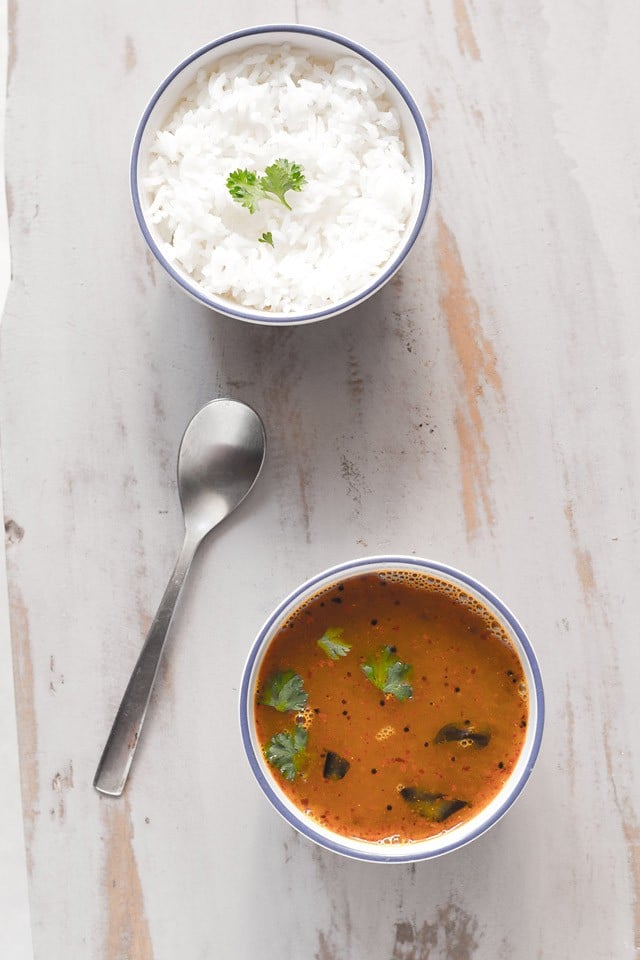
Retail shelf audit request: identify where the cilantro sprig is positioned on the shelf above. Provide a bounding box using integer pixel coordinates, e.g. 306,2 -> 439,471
259,670 -> 308,713
317,627 -> 352,661
361,646 -> 413,701
265,726 -> 308,781
225,169 -> 263,214
227,159 -> 306,213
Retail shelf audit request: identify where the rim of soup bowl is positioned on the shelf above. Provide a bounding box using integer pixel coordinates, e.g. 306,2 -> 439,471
130,24 -> 433,325
239,555 -> 545,863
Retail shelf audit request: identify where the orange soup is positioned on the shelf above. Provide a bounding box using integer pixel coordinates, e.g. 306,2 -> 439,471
254,570 -> 528,843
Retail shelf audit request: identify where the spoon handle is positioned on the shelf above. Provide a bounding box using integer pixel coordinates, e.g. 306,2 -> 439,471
94,534 -> 197,796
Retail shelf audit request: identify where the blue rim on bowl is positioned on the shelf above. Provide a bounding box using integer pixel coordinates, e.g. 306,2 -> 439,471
240,555 -> 544,863
130,24 -> 433,325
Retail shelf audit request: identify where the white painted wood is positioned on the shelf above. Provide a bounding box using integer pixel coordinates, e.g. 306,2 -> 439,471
0,0 -> 34,955
2,1 -> 639,958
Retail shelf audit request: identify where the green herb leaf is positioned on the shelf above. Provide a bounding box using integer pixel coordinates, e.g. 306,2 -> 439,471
227,159 -> 306,214
226,168 -> 266,214
259,670 -> 308,712
258,231 -> 274,247
317,627 -> 351,661
259,159 -> 306,210
265,726 -> 308,781
383,659 -> 413,700
361,646 -> 413,701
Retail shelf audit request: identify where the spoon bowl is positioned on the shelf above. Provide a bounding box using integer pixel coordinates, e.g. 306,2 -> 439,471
94,398 -> 266,796
178,399 -> 266,538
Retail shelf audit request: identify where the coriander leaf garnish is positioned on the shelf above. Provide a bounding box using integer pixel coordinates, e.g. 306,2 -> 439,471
383,660 -> 413,701
227,159 -> 306,214
265,726 -> 308,781
361,646 -> 413,701
226,168 -> 266,214
317,627 -> 351,661
258,231 -> 274,247
259,159 -> 306,210
259,670 -> 308,713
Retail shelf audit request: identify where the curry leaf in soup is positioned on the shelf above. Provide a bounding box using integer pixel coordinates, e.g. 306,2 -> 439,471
434,723 -> 491,748
265,727 -> 308,781
361,646 -> 413,701
323,751 -> 351,780
260,670 -> 308,712
400,787 -> 468,822
317,627 -> 352,661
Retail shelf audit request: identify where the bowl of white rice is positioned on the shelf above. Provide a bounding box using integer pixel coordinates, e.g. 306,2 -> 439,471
132,25 -> 432,324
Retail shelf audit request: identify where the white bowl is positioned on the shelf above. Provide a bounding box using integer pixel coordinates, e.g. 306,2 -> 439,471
131,25 -> 433,325
240,556 -> 544,863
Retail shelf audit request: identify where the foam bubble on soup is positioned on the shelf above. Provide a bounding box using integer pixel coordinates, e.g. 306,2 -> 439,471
254,571 -> 529,845
143,46 -> 415,313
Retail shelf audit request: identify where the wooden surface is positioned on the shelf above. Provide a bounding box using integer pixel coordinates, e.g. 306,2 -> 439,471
0,3 -> 33,956
2,2 -> 639,958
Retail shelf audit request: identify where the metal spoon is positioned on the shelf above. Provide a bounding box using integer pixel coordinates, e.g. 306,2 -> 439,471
94,398 -> 266,796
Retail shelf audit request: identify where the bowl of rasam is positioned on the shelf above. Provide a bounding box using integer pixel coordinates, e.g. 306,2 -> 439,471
240,556 -> 544,863
131,25 -> 432,324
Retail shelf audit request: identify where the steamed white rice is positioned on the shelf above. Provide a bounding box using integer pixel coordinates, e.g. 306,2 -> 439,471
144,46 -> 416,313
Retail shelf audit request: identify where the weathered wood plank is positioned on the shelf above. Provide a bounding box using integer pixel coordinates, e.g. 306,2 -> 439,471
2,1 -> 639,958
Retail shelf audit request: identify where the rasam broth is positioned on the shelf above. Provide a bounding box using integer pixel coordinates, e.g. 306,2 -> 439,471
254,571 -> 528,844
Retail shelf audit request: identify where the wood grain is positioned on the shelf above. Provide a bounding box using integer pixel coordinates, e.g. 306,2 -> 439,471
102,798 -> 153,960
1,1 -> 639,958
435,213 -> 503,538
